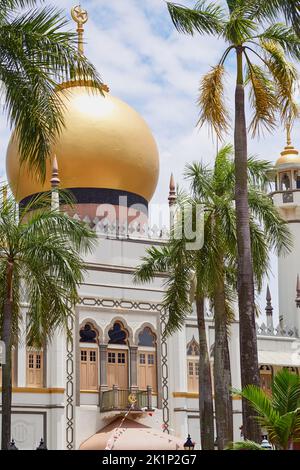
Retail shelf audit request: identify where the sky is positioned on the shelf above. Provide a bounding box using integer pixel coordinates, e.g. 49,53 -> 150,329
2,0 -> 298,320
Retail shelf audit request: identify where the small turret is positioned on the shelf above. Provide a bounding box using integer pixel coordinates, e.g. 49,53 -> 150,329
265,285 -> 274,331
168,173 -> 176,230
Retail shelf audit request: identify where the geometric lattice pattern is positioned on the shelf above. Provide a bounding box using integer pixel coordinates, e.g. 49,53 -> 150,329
66,313 -> 75,450
160,308 -> 169,434
78,296 -> 163,312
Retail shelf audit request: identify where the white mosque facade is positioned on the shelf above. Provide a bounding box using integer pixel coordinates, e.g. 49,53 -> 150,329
1,7 -> 300,450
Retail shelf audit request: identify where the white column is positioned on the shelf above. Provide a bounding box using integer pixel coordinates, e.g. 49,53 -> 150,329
47,331 -> 66,388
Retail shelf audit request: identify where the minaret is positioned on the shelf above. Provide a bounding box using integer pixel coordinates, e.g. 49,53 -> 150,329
265,285 -> 274,331
272,126 -> 300,329
51,156 -> 60,211
168,173 -> 176,230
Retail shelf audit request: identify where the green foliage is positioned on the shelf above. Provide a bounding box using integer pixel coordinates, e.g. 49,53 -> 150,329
167,1 -> 300,135
167,1 -> 225,36
227,440 -> 265,450
0,2 -> 102,180
134,147 -> 291,335
0,191 -> 97,347
235,369 -> 300,450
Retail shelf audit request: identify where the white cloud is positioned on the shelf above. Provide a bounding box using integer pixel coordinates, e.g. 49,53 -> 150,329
1,0 -> 299,316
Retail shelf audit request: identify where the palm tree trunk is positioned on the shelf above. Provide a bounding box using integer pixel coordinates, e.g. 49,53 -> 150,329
213,278 -> 233,449
234,46 -> 260,442
196,297 -> 214,450
1,261 -> 14,450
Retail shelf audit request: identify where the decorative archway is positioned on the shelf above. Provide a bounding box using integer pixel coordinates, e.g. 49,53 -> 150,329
79,318 -> 101,344
104,317 -> 134,345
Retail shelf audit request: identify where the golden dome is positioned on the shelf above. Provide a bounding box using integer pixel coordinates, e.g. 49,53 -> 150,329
6,84 -> 159,203
275,127 -> 300,168
276,145 -> 300,167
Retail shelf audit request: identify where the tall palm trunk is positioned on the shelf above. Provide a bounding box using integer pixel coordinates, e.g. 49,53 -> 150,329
1,261 -> 13,450
196,297 -> 214,450
213,276 -> 233,449
234,46 -> 260,442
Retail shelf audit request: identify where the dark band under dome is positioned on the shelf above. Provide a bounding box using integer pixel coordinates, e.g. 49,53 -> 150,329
20,188 -> 149,214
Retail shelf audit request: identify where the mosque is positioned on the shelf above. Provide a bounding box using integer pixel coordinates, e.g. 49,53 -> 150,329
1,5 -> 300,450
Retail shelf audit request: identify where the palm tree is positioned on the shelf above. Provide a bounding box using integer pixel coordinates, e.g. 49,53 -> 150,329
135,146 -> 291,449
0,0 -> 102,180
167,0 -> 299,441
235,369 -> 300,450
0,192 -> 97,449
135,239 -> 216,449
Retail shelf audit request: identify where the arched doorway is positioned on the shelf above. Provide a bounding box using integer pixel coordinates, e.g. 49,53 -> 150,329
79,322 -> 99,391
107,321 -> 129,389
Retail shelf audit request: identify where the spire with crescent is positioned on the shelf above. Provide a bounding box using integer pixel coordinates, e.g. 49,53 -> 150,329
71,4 -> 88,55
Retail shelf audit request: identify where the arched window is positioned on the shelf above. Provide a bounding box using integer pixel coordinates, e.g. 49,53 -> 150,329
187,338 -> 199,393
80,323 -> 98,343
260,365 -> 273,395
107,322 -> 129,389
108,322 -> 128,345
137,327 -> 157,392
282,173 -> 291,190
187,337 -> 200,356
138,327 -> 156,347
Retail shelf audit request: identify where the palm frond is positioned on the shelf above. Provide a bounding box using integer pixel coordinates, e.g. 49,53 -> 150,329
259,23 -> 300,60
0,6 -> 102,180
261,39 -> 299,123
245,61 -> 277,136
167,1 -> 225,36
184,161 -> 213,199
227,440 -> 264,450
247,0 -> 300,35
198,65 -> 230,139
246,156 -> 273,190
224,14 -> 257,44
134,246 -> 172,284
247,188 -> 292,255
271,369 -> 300,415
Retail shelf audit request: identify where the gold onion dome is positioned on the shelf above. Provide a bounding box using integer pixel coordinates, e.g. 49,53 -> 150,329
275,125 -> 300,168
6,6 -> 159,205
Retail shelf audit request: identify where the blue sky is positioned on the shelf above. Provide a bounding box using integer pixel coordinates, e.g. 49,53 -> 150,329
2,0 -> 298,319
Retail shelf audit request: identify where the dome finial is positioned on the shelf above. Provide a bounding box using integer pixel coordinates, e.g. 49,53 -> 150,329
286,121 -> 292,147
50,155 -> 60,189
71,5 -> 88,55
168,173 -> 176,206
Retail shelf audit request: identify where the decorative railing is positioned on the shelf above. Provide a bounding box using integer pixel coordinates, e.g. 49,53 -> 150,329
67,213 -> 170,241
256,322 -> 298,338
100,385 -> 154,412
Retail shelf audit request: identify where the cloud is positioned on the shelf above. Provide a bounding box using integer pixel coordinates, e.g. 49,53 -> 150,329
1,0 -> 299,316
